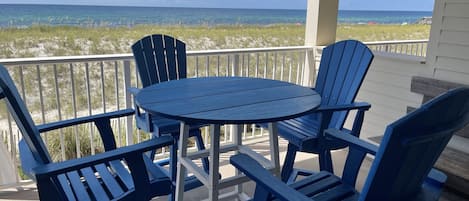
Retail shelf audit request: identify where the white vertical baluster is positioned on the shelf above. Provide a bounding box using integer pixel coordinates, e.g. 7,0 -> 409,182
114,61 -> 122,147
100,61 -> 106,113
123,60 -> 134,146
84,63 -> 95,154
53,64 -> 66,160
70,63 -> 80,158
206,55 -> 210,77
255,53 -> 260,78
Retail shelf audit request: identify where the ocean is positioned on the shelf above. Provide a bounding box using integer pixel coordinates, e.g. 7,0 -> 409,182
0,4 -> 432,28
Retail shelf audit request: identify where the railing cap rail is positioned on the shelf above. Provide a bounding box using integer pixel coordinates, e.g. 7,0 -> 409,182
0,53 -> 134,66
0,46 -> 314,66
0,39 -> 429,66
364,39 -> 428,45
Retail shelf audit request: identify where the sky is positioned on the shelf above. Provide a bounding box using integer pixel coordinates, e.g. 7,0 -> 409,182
0,0 -> 435,11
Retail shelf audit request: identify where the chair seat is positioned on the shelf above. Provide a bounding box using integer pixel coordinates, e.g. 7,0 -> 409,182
269,171 -> 358,201
57,159 -> 172,200
260,114 -> 350,152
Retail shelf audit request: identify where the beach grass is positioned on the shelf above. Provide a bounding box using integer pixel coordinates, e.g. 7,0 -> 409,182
0,24 -> 430,58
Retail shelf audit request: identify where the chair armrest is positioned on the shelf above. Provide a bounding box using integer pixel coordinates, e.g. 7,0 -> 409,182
315,102 -> 371,113
127,87 -> 140,96
314,102 -> 371,141
325,128 -> 378,155
19,140 -> 41,180
128,87 -> 154,132
37,109 -> 134,151
37,109 -> 134,133
230,154 -> 311,201
32,136 -> 173,177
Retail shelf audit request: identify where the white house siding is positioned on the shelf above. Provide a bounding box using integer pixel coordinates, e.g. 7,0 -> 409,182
344,53 -> 433,140
427,0 -> 469,85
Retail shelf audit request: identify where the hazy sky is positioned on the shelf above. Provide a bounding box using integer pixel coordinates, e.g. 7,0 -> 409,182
0,0 -> 435,11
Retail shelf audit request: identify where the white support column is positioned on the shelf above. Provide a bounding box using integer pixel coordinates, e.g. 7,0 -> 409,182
303,0 -> 339,87
425,0 -> 442,70
305,0 -> 339,46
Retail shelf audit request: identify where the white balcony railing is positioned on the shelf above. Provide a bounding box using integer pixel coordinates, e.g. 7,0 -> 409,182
0,46 -> 312,172
0,39 -> 427,185
365,39 -> 428,57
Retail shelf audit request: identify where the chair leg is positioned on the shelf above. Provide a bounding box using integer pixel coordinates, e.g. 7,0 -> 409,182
318,150 -> 333,173
193,129 -> 209,173
168,132 -> 206,201
252,185 -> 273,201
281,144 -> 299,182
149,128 -> 207,200
168,137 -> 178,201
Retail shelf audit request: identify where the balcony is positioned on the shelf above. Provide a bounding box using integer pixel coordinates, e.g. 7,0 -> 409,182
0,40 -> 467,200
0,39 -> 428,161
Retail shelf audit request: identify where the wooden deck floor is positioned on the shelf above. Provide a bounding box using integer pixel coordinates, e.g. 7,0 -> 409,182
0,138 -> 467,201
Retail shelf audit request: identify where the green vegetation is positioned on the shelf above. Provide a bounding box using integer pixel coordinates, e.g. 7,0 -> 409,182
0,24 -> 431,58
337,24 -> 430,42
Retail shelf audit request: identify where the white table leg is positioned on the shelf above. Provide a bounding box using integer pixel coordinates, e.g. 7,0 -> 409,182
232,125 -> 243,196
209,124 -> 221,201
175,122 -> 190,201
268,122 -> 281,177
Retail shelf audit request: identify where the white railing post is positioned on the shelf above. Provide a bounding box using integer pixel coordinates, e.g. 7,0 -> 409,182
302,48 -> 316,87
232,54 -> 240,77
123,60 -> 134,145
363,39 -> 428,57
229,54 -> 241,142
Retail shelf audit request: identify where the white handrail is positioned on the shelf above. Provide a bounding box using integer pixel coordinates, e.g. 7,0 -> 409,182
0,46 -> 313,66
0,40 -> 428,67
364,39 -> 428,45
0,45 -> 311,162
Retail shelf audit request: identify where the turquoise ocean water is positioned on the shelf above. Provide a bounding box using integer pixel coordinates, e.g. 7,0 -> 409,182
0,4 -> 432,27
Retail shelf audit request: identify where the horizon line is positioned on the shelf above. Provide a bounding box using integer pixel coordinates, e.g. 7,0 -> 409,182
0,3 -> 433,12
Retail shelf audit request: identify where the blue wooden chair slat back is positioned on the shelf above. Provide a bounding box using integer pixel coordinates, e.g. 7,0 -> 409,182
133,35 -> 158,86
315,40 -> 373,129
163,35 -> 180,80
361,87 -> 469,200
0,66 -> 51,165
175,39 -> 187,78
132,34 -> 187,87
150,34 -> 168,82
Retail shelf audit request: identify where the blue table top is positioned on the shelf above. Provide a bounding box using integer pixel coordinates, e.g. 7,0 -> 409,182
135,77 -> 321,124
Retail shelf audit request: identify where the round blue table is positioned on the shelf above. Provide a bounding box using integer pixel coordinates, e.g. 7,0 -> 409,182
135,76 -> 321,200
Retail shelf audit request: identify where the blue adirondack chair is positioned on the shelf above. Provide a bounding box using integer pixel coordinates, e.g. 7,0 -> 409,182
130,34 -> 208,192
0,65 -> 174,200
260,40 -> 374,182
231,87 -> 469,201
